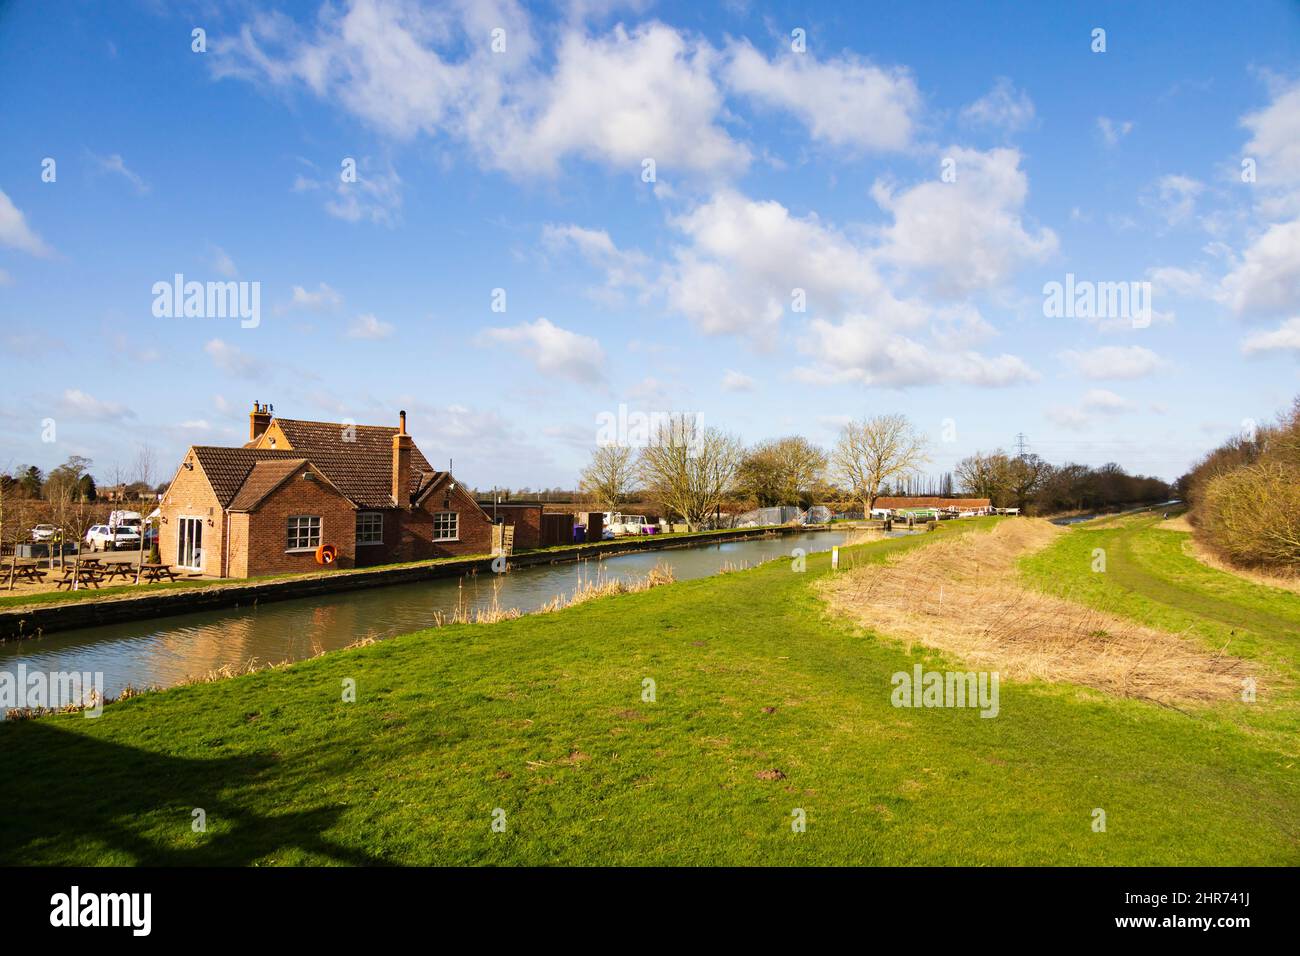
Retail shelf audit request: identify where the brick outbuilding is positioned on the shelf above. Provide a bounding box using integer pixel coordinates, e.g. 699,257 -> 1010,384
158,403 -> 493,578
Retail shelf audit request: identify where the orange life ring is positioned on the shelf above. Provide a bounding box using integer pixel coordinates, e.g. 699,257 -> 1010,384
315,543 -> 338,565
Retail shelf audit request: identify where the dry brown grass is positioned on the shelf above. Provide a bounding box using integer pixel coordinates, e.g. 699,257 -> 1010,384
820,519 -> 1255,705
533,561 -> 679,615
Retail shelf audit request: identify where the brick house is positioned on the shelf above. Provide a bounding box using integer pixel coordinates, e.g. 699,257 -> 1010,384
158,403 -> 493,578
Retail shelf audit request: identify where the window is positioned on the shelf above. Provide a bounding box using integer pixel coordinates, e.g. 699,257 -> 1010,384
356,511 -> 384,545
432,511 -> 458,542
287,515 -> 321,551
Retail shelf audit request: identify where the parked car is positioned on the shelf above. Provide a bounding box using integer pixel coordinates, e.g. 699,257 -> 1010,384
85,524 -> 142,552
30,524 -> 58,542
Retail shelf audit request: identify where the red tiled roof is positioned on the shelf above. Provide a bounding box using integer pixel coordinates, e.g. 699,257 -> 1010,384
874,497 -> 991,510
194,416 -> 446,510
226,459 -> 308,512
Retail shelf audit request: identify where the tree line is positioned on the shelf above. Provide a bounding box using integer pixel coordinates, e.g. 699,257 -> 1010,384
954,450 -> 1170,513
1177,395 -> 1300,569
578,413 -> 1172,529
1,448 -> 163,503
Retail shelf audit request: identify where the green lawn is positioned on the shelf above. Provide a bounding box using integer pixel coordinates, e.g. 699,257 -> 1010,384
2,517 -> 1296,865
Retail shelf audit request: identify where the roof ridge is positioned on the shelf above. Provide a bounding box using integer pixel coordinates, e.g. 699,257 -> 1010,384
275,417 -> 399,431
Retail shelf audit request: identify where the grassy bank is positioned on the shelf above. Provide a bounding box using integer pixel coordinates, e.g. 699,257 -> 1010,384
2,517 -> 1295,865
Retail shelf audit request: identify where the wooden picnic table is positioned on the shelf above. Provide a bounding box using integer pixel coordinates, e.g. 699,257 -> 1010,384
140,564 -> 181,583
3,562 -> 48,583
99,563 -> 139,582
54,566 -> 104,590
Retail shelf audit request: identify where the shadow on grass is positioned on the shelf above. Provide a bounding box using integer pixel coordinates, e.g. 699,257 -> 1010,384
0,720 -> 386,866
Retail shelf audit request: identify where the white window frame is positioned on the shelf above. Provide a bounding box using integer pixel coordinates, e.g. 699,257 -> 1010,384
432,511 -> 459,542
356,511 -> 384,546
286,515 -> 322,552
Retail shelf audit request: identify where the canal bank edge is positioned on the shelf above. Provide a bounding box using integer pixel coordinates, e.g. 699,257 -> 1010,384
0,525 -> 835,642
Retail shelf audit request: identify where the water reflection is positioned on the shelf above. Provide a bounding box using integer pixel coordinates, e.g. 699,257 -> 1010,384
0,531 -> 848,707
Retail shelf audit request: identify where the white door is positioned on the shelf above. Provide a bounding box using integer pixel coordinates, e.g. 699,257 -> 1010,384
177,517 -> 204,570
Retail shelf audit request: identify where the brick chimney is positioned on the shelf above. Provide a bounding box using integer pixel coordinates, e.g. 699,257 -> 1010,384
249,401 -> 272,442
392,409 -> 413,507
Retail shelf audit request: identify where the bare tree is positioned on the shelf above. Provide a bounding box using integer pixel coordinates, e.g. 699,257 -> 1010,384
738,436 -> 828,507
955,450 -> 1011,502
1005,453 -> 1048,510
133,444 -> 157,493
47,480 -> 74,570
831,414 -> 929,514
4,496 -> 29,590
579,445 -> 636,512
639,415 -> 743,531
65,497 -> 99,589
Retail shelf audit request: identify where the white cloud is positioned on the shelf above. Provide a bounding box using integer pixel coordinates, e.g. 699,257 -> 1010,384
212,246 -> 238,278
60,389 -> 134,422
1147,265 -> 1211,299
1149,174 -> 1204,226
514,22 -> 747,176
542,223 -> 650,302
798,314 -> 1038,388
90,152 -> 149,194
626,375 -> 676,405
204,338 -> 264,378
289,282 -> 343,310
1096,116 -> 1134,147
1082,388 -> 1130,411
1242,317 -> 1300,355
294,158 -> 403,226
347,313 -> 394,339
665,189 -> 887,339
1045,389 -> 1130,430
662,183 -> 1042,387
1218,218 -> 1300,318
1060,345 -> 1167,380
961,77 -> 1035,131
725,40 -> 919,151
479,318 -> 606,384
872,146 -> 1058,297
721,369 -> 754,391
1241,77 -> 1300,217
0,189 -> 53,257
215,6 -> 744,179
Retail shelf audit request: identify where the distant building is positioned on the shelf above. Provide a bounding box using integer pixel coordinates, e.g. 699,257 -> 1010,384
874,497 -> 993,515
158,402 -> 492,578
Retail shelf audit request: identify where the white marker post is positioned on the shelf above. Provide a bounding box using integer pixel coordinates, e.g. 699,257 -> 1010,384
831,546 -> 840,570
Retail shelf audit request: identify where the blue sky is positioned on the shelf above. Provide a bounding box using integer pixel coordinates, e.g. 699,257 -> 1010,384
2,0 -> 1298,490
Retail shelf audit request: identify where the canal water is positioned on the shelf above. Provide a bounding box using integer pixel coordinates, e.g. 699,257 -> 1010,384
1050,501 -> 1181,526
0,530 -> 851,708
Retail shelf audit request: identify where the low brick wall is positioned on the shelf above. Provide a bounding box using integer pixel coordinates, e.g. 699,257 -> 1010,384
0,525 -> 829,641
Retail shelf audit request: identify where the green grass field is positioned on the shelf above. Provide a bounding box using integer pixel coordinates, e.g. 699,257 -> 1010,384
2,516 -> 1296,865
